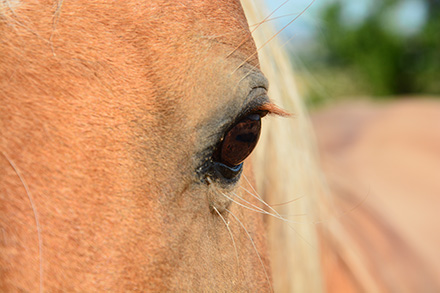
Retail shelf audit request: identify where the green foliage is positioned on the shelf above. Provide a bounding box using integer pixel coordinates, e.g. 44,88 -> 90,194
304,0 -> 440,101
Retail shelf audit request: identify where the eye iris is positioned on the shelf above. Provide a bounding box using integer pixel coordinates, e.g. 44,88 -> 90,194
220,114 -> 262,167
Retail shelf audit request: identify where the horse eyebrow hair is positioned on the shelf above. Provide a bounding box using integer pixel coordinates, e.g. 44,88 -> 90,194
255,102 -> 292,117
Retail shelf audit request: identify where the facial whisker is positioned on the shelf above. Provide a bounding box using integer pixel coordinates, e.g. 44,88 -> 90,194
220,190 -> 274,217
238,177 -> 316,249
241,174 -> 291,221
213,206 -> 240,275
226,208 -> 273,292
231,0 -> 316,74
249,13 -> 300,27
49,0 -> 64,57
226,0 -> 291,59
210,178 -> 302,224
241,174 -> 262,199
230,190 -> 283,219
229,190 -> 303,224
237,186 -> 283,218
1,151 -> 43,293
268,196 -> 305,207
3,1 -> 51,46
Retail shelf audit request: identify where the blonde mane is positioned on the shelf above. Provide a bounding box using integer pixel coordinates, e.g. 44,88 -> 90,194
242,1 -> 327,292
243,2 -> 440,292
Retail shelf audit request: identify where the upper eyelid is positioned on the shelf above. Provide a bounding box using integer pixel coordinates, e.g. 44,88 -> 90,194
217,97 -> 286,147
239,93 -> 290,120
206,98 -> 268,154
254,102 -> 291,117
238,89 -> 270,116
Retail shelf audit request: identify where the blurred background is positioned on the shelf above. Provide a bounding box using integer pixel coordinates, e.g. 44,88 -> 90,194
259,0 -> 440,291
264,0 -> 440,107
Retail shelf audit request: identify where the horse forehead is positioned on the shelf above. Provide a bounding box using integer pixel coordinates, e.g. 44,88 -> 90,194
132,0 -> 257,58
139,0 -> 249,29
5,1 -> 257,68
2,0 -> 259,123
125,1 -> 259,119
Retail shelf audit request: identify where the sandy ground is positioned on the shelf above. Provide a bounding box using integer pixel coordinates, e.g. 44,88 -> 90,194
312,98 -> 440,292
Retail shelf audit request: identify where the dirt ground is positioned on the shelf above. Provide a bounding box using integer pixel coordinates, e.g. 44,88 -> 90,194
312,98 -> 440,292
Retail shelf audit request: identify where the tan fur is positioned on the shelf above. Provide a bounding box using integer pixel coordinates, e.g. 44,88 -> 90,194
0,1 -> 273,291
8,2 -> 439,292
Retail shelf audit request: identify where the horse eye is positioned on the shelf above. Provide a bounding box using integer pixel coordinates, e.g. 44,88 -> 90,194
218,113 -> 262,167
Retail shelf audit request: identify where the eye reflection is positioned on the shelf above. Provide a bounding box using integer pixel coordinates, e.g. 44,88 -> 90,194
218,113 -> 262,167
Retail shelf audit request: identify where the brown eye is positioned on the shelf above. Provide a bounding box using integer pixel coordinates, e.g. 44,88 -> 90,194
219,113 -> 262,167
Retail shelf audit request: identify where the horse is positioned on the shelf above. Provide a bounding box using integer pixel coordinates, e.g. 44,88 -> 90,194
0,0 -> 299,291
8,1 -> 439,292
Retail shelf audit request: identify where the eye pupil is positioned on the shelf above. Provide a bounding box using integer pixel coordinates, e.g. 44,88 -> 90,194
219,114 -> 262,167
236,133 -> 257,143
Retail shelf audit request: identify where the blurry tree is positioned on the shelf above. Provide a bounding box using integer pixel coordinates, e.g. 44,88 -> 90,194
312,0 -> 440,98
